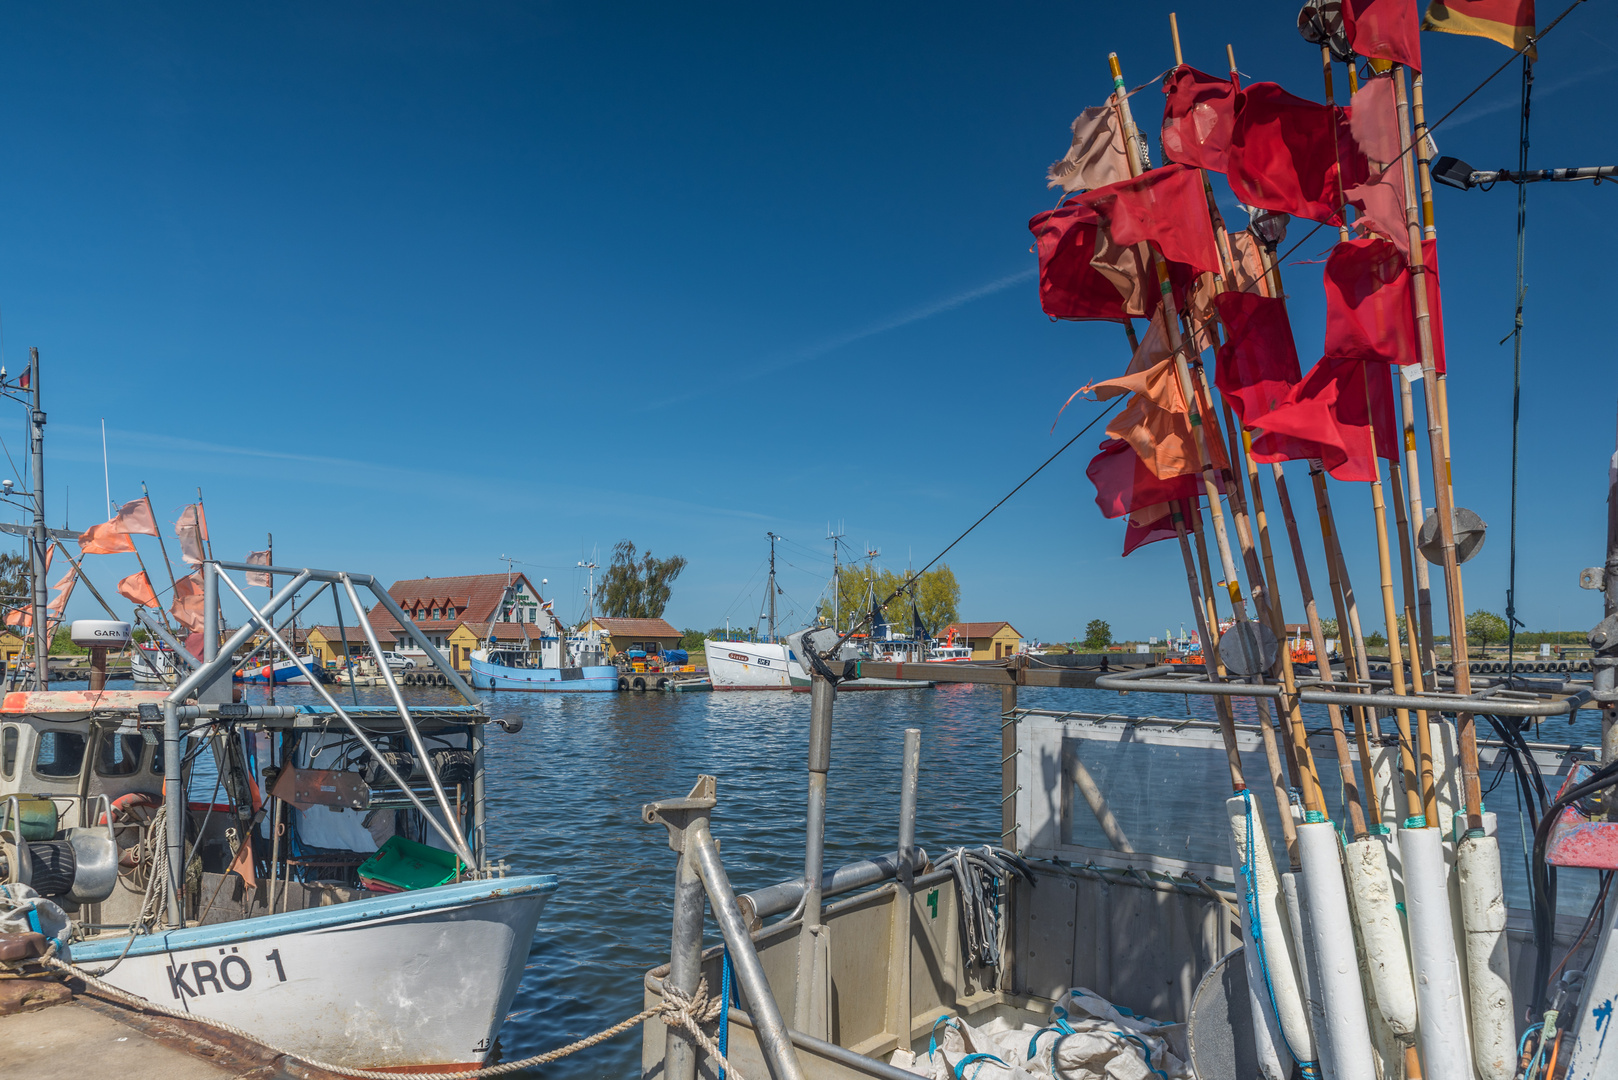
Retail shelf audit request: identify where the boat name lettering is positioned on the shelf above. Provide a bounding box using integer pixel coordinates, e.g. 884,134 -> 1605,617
167,947 -> 287,1000
727,653 -> 748,662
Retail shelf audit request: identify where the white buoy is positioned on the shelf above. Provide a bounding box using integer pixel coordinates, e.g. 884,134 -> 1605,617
1242,927 -> 1289,1080
1296,821 -> 1377,1080
1457,833 -> 1514,1080
1399,826 -> 1475,1080
1344,835 -> 1418,1039
1227,794 -> 1315,1075
1283,872 -> 1335,1079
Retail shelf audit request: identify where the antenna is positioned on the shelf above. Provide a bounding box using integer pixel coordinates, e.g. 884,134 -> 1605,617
764,532 -> 782,642
576,557 -> 598,627
826,521 -> 846,633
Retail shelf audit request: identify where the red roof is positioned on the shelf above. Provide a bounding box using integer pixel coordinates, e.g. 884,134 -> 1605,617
589,617 -> 681,639
944,622 -> 1019,639
370,573 -> 546,634
309,624 -> 396,645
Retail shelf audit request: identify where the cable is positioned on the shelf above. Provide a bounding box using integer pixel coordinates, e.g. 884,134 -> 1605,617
1530,756 -> 1618,1016
1505,55 -> 1534,668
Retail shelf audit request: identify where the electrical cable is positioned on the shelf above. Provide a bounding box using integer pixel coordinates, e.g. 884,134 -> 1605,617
1505,55 -> 1534,668
1530,756 -> 1618,1017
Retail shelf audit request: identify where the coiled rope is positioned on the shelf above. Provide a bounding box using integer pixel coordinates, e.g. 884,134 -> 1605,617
38,956 -> 741,1080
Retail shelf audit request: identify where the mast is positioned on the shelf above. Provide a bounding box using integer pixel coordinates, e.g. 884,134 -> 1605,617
265,532 -> 274,706
29,349 -> 45,689
766,531 -> 780,642
827,523 -> 844,632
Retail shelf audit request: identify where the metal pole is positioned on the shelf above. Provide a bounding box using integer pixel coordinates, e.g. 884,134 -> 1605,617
665,833 -> 709,1080
29,349 -> 46,689
469,722 -> 486,869
162,699 -> 183,924
886,728 -> 920,1051
1605,402 -> 1618,765
203,562 -> 218,665
794,675 -> 834,1031
692,824 -> 808,1080
339,573 -> 475,865
266,533 -> 274,707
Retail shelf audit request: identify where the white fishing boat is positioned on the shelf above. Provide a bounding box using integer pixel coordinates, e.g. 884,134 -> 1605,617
705,637 -> 808,689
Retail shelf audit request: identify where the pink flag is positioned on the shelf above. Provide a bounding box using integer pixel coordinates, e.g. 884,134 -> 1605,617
5,608 -> 29,628
46,568 -> 77,617
79,519 -> 136,555
171,571 -> 206,632
112,498 -> 160,538
245,550 -> 272,588
176,505 -> 207,566
118,570 -> 160,608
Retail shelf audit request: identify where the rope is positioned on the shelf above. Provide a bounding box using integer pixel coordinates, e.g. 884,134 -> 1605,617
39,957 -> 742,1080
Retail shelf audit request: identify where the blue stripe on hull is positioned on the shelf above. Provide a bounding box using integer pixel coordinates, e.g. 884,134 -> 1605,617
469,659 -> 619,692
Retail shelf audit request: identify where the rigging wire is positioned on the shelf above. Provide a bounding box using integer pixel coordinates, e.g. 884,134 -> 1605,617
1505,55 -> 1534,667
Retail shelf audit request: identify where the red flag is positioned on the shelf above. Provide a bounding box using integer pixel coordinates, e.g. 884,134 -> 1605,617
1423,0 -> 1536,58
176,505 -> 207,566
1087,438 -> 1201,520
1161,66 -> 1239,174
1227,83 -> 1369,225
1323,237 -> 1446,373
245,550 -> 272,588
1123,499 -> 1199,556
171,571 -> 205,633
1250,357 -> 1399,482
1029,204 -> 1132,322
1075,163 -> 1223,278
79,519 -> 136,555
117,571 -> 159,609
46,569 -> 76,618
1213,293 -> 1303,430
1344,0 -> 1422,70
112,498 -> 160,538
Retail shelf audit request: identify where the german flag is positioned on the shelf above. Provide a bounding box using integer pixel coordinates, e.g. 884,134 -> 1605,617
1423,0 -> 1536,59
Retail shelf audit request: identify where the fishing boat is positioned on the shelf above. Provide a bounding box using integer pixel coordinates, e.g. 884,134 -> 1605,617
129,642 -> 175,686
467,584 -> 617,692
233,653 -> 319,685
635,12 -> 1618,1080
0,557 -> 553,1073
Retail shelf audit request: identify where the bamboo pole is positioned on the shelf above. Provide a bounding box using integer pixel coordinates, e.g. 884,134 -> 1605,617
1175,507 -> 1245,790
1389,450 -> 1438,824
1390,63 -> 1482,826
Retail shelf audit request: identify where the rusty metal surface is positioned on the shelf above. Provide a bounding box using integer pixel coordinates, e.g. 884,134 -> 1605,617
1545,761 -> 1618,869
1,689 -> 171,714
0,975 -> 71,1015
271,767 -> 371,811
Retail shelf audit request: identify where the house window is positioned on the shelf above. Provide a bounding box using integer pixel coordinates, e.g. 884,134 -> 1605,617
445,606 -> 456,619
416,608 -> 425,620
433,608 -> 442,620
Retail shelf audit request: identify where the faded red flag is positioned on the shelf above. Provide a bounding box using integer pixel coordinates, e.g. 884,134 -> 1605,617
79,519 -> 136,555
1075,163 -> 1223,278
1213,293 -> 1303,430
171,571 -> 206,633
112,498 -> 160,538
176,505 -> 207,566
1228,83 -> 1369,224
1324,237 -> 1446,373
1161,66 -> 1239,173
1250,356 -> 1400,482
117,570 -> 159,608
1344,0 -> 1422,70
1087,354 -> 1229,481
1122,499 -> 1199,556
1087,437 -> 1201,520
46,568 -> 76,618
1029,204 -> 1132,322
245,550 -> 272,588
1046,105 -> 1132,193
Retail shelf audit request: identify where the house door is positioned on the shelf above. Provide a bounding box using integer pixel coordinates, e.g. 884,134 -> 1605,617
452,645 -> 461,669
995,642 -> 1003,659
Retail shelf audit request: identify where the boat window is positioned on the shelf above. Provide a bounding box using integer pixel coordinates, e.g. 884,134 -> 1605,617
151,738 -> 165,776
96,733 -> 145,777
1,725 -> 16,778
33,731 -> 87,779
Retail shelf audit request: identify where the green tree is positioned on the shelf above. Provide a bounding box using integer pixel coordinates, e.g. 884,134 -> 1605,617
1365,630 -> 1387,649
1466,610 -> 1509,650
0,550 -> 28,622
816,563 -> 960,636
1083,619 -> 1112,650
596,540 -> 688,619
1319,618 -> 1339,640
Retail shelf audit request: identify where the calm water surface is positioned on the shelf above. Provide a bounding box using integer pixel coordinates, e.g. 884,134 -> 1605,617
71,674 -> 1605,1078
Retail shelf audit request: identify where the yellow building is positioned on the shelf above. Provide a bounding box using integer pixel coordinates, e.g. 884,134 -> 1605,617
578,617 -> 683,659
942,621 -> 1023,661
0,630 -> 25,672
307,625 -> 395,669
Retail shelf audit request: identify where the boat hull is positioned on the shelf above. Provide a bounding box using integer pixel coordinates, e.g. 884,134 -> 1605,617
469,654 -> 618,692
70,875 -> 556,1070
705,640 -> 806,689
235,656 -> 317,685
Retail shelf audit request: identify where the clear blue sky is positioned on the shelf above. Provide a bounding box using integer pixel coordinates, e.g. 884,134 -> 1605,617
1,1 -> 1614,642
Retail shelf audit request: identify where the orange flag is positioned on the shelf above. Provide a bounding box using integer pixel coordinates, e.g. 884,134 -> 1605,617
79,519 -> 136,555
171,571 -> 205,632
117,570 -> 159,608
1086,356 -> 1229,481
227,833 -> 257,889
175,505 -> 207,566
112,498 -> 160,537
47,567 -> 77,618
1423,0 -> 1535,58
5,608 -> 29,628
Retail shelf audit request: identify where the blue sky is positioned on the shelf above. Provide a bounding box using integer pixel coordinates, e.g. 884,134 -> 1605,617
1,1 -> 1615,643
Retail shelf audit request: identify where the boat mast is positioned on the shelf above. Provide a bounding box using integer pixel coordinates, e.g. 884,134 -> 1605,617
766,531 -> 779,642
28,349 -> 46,689
827,522 -> 844,633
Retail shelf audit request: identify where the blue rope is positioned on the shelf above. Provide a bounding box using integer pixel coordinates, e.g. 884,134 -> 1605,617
1240,792 -> 1320,1080
952,1052 -> 1008,1079
717,950 -> 733,1080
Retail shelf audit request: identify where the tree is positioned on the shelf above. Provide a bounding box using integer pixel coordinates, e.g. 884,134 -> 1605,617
1319,618 -> 1339,640
816,563 -> 960,636
596,540 -> 688,619
1467,610 -> 1509,650
1365,630 -> 1387,649
1083,619 -> 1112,650
0,550 -> 27,621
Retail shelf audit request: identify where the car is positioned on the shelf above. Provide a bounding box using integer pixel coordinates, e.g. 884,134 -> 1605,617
379,651 -> 417,670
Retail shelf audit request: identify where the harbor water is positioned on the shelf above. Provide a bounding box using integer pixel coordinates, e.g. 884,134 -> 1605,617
54,676 -> 1607,1078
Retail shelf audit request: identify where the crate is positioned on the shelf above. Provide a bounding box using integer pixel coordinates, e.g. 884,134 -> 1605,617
356,835 -> 461,893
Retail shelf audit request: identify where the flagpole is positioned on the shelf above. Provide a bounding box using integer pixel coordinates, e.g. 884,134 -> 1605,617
141,483 -> 180,598
1389,63 -> 1482,827
1173,508 -> 1245,790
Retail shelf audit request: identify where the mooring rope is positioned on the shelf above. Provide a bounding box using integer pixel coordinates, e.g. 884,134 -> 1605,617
38,957 -> 741,1080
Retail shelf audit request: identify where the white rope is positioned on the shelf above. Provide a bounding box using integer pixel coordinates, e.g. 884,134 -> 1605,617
39,956 -> 742,1080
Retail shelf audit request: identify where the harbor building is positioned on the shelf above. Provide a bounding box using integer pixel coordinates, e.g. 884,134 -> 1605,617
941,621 -> 1023,660
368,571 -> 559,671
577,616 -> 682,658
308,624 -> 395,668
